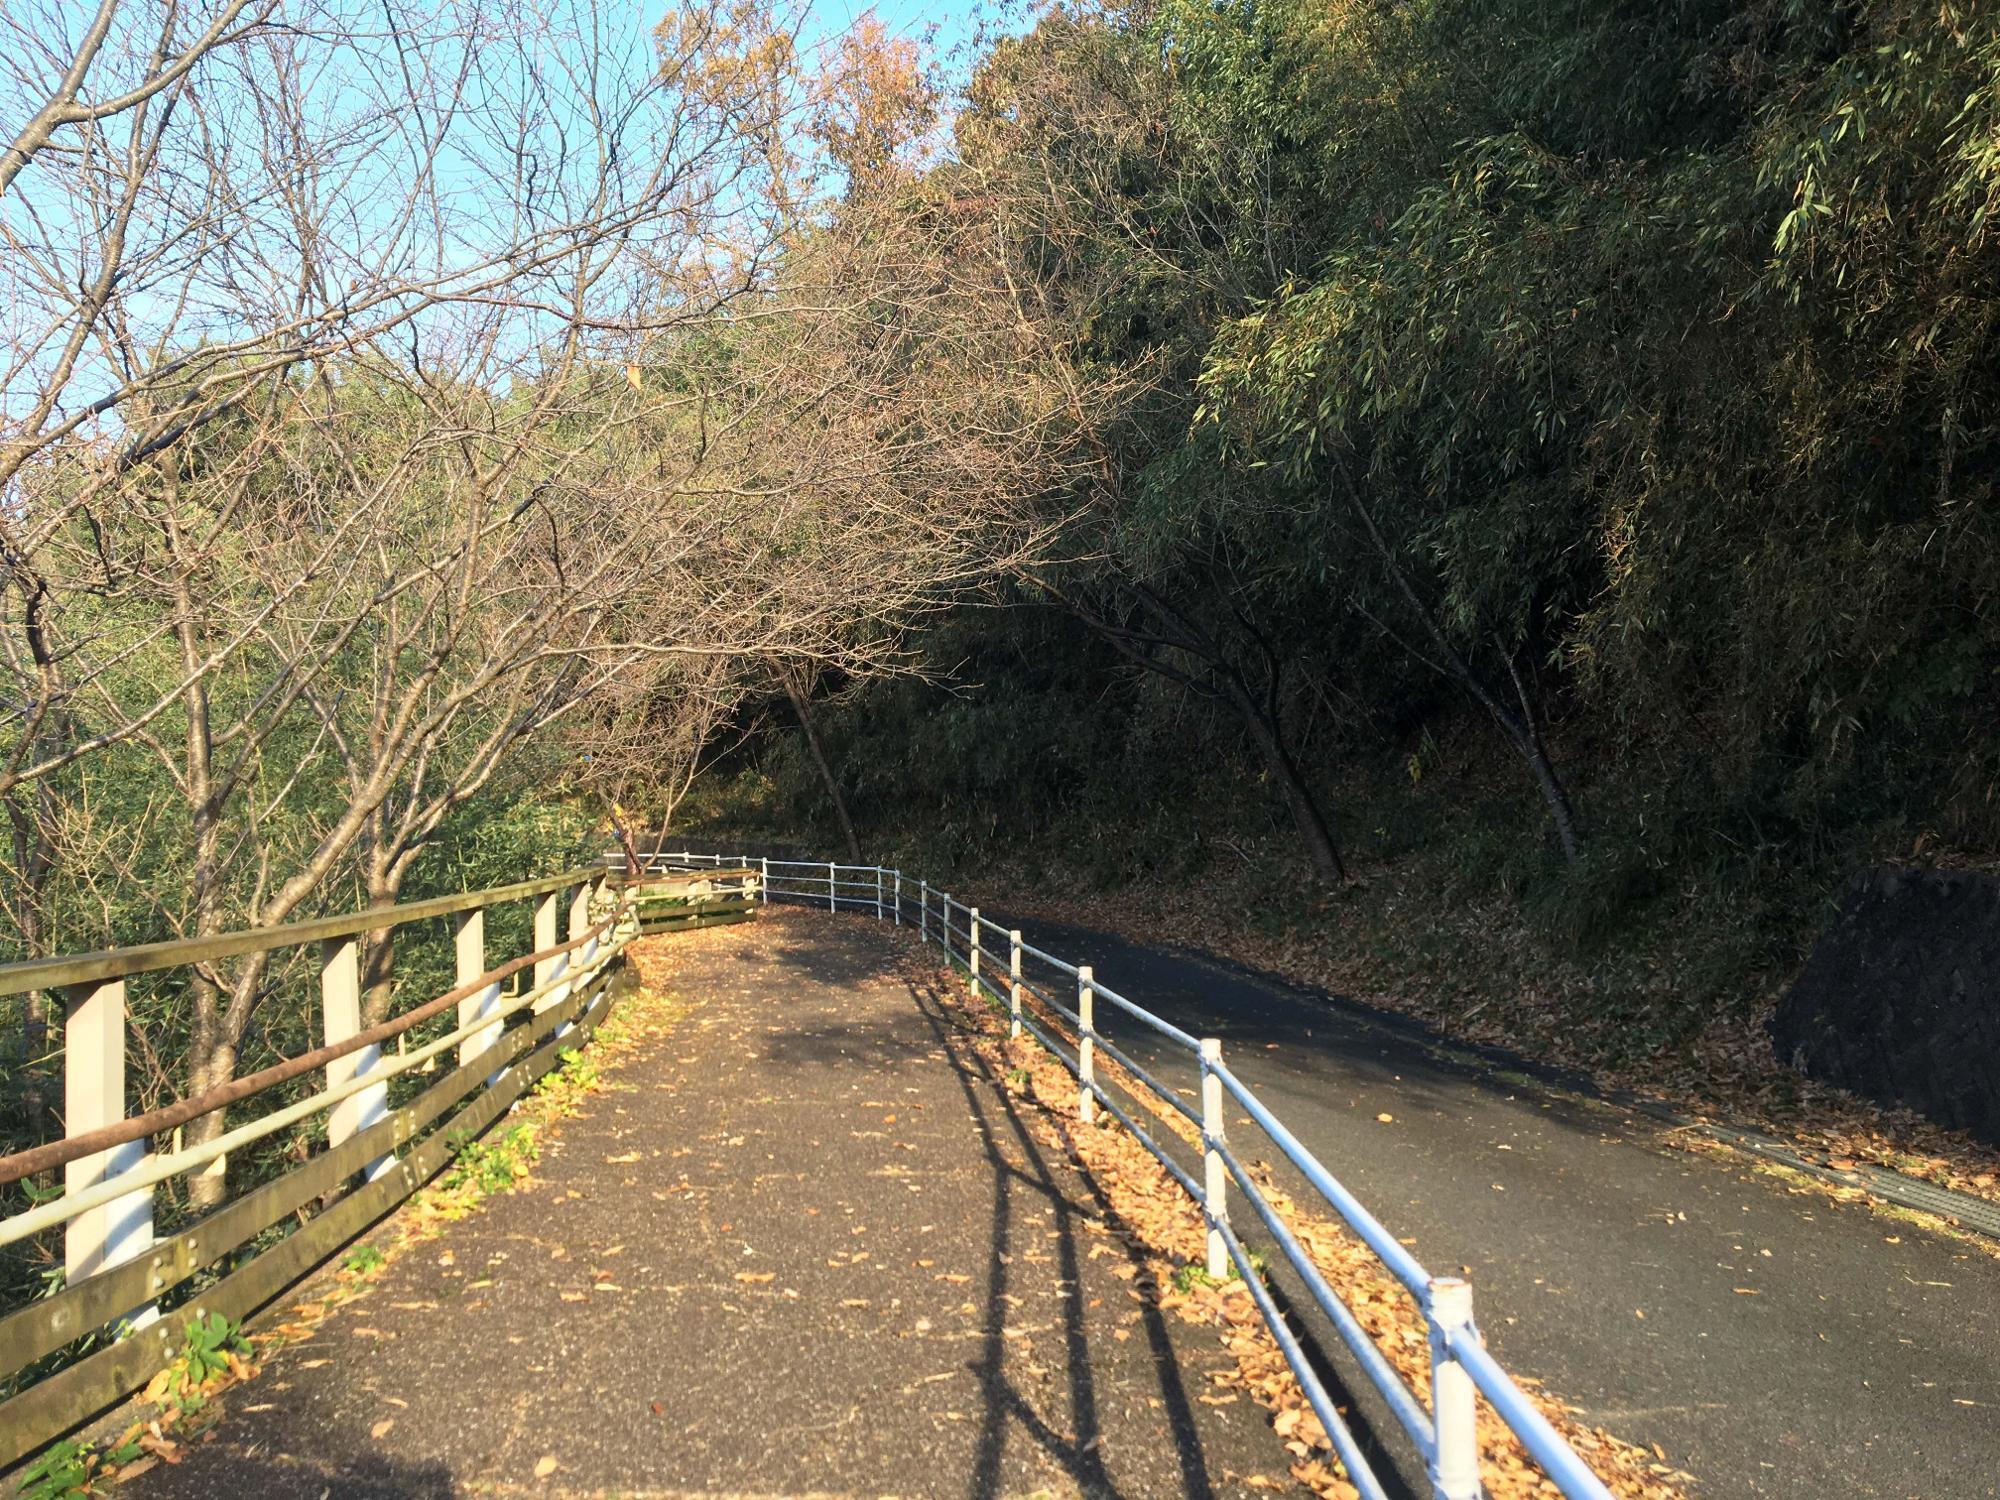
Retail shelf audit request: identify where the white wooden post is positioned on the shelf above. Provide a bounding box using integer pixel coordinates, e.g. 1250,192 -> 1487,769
1008,930 -> 1023,1039
454,908 -> 502,1068
875,867 -> 884,920
582,875 -> 607,965
1077,966 -> 1096,1124
827,861 -> 836,911
554,880 -> 589,1034
893,871 -> 901,926
760,856 -> 769,905
1427,1277 -> 1482,1500
322,937 -> 390,1181
1201,1038 -> 1228,1279
63,979 -> 155,1324
531,890 -> 560,1014
940,894 -> 951,964
569,882 -> 591,959
968,908 -> 981,996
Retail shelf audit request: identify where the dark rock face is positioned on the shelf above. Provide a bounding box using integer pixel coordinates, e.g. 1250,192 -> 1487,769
1770,867 -> 2000,1145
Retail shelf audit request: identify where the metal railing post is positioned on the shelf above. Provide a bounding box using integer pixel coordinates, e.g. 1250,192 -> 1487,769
875,867 -> 884,920
454,908 -> 502,1067
969,908 -> 981,996
761,856 -> 769,905
941,894 -> 951,965
62,978 -> 156,1327
1077,966 -> 1096,1124
919,881 -> 928,942
828,860 -> 836,912
322,936 -> 391,1181
1201,1038 -> 1228,1279
1008,930 -> 1023,1039
1427,1277 -> 1482,1500
893,871 -> 901,926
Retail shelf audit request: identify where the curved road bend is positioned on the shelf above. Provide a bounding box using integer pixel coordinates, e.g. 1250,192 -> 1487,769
989,913 -> 1999,1500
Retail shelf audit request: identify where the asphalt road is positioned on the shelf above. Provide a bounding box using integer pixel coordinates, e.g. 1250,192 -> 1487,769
118,915 -> 1296,1499
987,912 -> 2000,1500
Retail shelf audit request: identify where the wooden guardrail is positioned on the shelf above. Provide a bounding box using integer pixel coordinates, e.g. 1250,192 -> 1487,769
0,867 -> 641,1470
625,867 -> 761,935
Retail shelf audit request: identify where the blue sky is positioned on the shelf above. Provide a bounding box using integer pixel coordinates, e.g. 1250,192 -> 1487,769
815,0 -> 985,54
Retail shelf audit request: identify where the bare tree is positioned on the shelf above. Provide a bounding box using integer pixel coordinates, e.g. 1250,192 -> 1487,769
0,2 -> 1110,1218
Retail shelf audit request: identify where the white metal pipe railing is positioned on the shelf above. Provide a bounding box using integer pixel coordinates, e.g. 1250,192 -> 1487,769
1016,936 -> 1080,977
718,852 -> 1620,1500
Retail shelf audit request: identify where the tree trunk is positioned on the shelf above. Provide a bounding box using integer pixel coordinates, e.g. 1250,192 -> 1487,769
782,670 -> 861,862
6,788 -> 58,1135
1234,691 -> 1348,885
1337,469 -> 1582,865
361,859 -> 401,1028
180,1032 -> 237,1210
361,915 -> 397,1028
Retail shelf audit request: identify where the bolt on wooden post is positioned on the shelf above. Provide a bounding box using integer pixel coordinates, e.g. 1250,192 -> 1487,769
1077,966 -> 1097,1124
1201,1038 -> 1228,1279
1426,1277 -> 1481,1500
63,978 -> 156,1326
1008,930 -> 1023,1039
322,936 -> 391,1181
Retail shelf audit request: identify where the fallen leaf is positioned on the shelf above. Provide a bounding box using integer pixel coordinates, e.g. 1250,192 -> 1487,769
533,1454 -> 558,1478
734,1271 -> 776,1283
371,1418 -> 396,1439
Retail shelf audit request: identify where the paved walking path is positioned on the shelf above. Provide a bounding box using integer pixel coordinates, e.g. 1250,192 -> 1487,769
124,913 -> 1297,1499
995,912 -> 2000,1500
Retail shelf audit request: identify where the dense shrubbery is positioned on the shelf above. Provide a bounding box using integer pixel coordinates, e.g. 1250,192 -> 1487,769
694,0 -> 2000,1067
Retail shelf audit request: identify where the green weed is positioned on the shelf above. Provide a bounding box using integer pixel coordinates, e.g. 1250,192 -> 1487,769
440,1123 -> 540,1195
154,1313 -> 252,1415
14,1435 -> 140,1500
